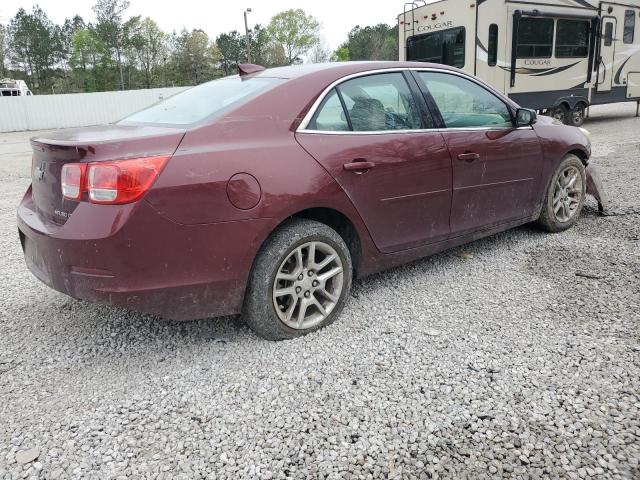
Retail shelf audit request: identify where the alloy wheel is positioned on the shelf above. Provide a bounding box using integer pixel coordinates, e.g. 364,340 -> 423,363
552,166 -> 583,223
272,241 -> 344,330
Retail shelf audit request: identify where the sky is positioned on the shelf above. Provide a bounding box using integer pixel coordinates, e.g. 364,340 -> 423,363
0,0 -> 403,51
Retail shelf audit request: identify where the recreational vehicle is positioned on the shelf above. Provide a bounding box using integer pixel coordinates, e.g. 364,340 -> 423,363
399,0 -> 640,125
0,79 -> 32,97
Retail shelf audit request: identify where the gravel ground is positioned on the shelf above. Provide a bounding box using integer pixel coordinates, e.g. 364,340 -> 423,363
1,103 -> 639,479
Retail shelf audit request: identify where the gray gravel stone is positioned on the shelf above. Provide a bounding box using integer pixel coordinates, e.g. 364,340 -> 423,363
14,448 -> 39,465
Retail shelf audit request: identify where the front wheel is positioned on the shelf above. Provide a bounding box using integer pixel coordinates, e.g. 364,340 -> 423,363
243,219 -> 352,340
536,155 -> 586,233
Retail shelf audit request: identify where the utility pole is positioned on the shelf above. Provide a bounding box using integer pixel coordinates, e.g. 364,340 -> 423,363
244,8 -> 252,64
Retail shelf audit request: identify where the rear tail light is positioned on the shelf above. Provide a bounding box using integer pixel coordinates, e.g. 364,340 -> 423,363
61,156 -> 169,204
61,163 -> 86,200
88,164 -> 118,202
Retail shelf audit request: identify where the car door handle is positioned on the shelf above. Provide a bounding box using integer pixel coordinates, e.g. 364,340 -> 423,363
457,152 -> 480,162
343,160 -> 375,172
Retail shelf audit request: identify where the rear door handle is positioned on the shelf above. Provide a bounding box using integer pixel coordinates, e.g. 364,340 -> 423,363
457,152 -> 480,162
343,161 -> 375,172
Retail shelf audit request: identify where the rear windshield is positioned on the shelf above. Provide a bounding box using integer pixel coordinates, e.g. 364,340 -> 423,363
119,76 -> 284,126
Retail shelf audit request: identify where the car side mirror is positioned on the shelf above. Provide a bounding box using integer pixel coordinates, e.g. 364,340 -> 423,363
516,108 -> 537,126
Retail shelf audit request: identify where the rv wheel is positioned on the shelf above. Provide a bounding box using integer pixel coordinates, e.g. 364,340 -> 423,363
568,103 -> 586,127
550,104 -> 569,124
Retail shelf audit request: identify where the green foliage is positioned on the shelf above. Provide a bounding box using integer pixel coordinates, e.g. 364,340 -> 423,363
0,24 -> 8,77
170,29 -> 218,86
267,9 -> 320,64
333,46 -> 350,62
70,27 -> 113,92
249,25 -> 272,67
340,24 -> 398,61
1,2 -> 403,94
216,31 -> 244,76
93,0 -> 138,89
131,18 -> 167,88
8,7 -> 65,93
61,15 -> 86,58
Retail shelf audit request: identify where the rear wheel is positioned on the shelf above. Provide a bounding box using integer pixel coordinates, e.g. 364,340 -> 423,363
537,155 -> 586,233
243,219 -> 352,340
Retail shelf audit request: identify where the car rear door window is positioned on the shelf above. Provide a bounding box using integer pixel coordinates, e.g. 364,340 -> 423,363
517,17 -> 554,58
417,72 -> 513,129
307,89 -> 350,131
337,73 -> 424,131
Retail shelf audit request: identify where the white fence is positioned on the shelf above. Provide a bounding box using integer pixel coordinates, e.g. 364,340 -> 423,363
0,87 -> 189,133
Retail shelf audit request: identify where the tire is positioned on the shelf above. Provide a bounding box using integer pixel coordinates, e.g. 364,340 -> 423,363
568,103 -> 586,127
536,155 -> 586,233
243,218 -> 352,340
549,104 -> 570,124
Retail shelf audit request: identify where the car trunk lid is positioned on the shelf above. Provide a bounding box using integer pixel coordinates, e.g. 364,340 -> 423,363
30,124 -> 186,226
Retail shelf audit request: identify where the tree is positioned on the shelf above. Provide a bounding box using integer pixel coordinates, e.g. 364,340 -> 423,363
123,16 -> 142,88
93,0 -> 136,90
171,29 -> 216,85
340,24 -> 398,61
8,7 -> 65,92
244,24 -> 291,68
267,9 -> 319,65
333,46 -> 350,62
216,31 -> 244,75
70,27 -> 112,91
58,15 -> 86,91
249,25 -> 272,67
61,15 -> 86,53
0,24 -> 8,77
131,17 -> 167,88
308,40 -> 331,63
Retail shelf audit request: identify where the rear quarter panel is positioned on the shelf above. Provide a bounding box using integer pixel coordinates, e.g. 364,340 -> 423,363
143,76 -> 381,279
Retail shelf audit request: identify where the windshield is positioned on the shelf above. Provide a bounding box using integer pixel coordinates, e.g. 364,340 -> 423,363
119,76 -> 284,126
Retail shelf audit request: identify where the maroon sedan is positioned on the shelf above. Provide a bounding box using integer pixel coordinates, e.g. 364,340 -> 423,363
18,62 -> 606,340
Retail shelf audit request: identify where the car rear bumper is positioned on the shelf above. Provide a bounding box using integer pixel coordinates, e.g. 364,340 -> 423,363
17,187 -> 273,320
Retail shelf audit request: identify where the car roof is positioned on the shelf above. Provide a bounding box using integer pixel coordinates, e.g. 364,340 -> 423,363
221,60 -> 521,132
253,61 -> 460,80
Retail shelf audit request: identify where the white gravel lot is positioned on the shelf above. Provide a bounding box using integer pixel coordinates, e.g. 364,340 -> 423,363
0,103 -> 639,479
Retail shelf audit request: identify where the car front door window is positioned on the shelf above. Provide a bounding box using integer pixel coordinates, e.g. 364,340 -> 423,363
417,72 -> 513,129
